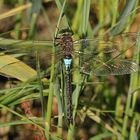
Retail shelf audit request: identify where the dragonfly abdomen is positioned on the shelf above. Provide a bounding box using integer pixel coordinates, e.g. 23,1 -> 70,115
63,58 -> 73,123
65,67 -> 73,124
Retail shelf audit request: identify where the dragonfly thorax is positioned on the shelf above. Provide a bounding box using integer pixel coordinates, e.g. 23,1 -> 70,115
60,35 -> 73,59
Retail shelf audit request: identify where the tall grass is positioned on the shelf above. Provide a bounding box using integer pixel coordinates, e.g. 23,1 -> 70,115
0,0 -> 140,140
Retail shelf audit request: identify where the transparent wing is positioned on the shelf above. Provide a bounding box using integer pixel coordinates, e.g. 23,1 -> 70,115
74,32 -> 139,75
0,37 -> 64,66
74,32 -> 138,54
94,59 -> 139,76
80,58 -> 139,76
0,31 -> 139,77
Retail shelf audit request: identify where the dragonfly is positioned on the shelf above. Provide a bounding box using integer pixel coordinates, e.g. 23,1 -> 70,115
0,28 -> 139,124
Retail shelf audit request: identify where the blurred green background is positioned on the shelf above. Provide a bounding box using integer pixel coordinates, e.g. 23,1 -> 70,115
0,0 -> 140,140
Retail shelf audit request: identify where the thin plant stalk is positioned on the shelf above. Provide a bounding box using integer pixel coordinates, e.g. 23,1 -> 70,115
14,0 -> 24,39
45,0 -> 67,139
122,31 -> 140,139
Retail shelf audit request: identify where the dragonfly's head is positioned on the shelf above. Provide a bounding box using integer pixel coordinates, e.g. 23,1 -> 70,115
58,28 -> 73,36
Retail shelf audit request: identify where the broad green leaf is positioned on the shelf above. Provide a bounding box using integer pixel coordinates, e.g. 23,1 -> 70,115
0,55 -> 37,82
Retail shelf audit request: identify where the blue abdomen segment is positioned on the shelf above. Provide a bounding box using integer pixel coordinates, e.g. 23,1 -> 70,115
63,58 -> 72,70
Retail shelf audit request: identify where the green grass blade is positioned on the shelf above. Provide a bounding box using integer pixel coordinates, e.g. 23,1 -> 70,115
45,1 -> 68,139
122,30 -> 140,139
110,0 -> 138,35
